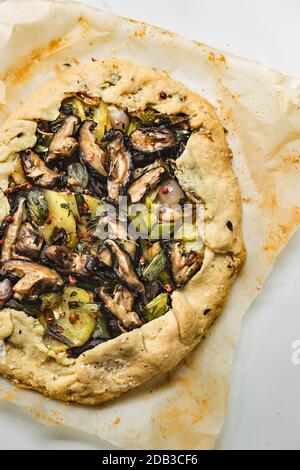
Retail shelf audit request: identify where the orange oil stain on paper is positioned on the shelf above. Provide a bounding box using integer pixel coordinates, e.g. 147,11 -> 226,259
208,51 -> 227,67
150,375 -> 222,450
216,98 -> 236,132
262,208 -> 300,261
26,405 -> 63,426
1,36 -> 69,88
148,357 -> 226,449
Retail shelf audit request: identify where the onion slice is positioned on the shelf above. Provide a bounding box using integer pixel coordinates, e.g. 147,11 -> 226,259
108,105 -> 129,132
158,179 -> 185,205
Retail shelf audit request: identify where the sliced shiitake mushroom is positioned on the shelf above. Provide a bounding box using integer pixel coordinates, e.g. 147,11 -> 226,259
15,222 -> 43,259
107,218 -> 137,261
72,92 -> 100,107
97,245 -> 113,267
128,166 -> 167,203
44,245 -> 99,276
94,214 -> 136,260
2,260 -> 63,300
107,131 -> 133,203
78,120 -> 107,177
129,127 -> 175,166
21,150 -> 60,188
0,198 -> 26,262
98,284 -> 141,329
46,115 -> 80,162
165,241 -> 203,288
104,239 -> 145,295
67,162 -> 89,192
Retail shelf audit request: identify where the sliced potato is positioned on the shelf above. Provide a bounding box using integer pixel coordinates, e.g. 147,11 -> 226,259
40,286 -> 98,352
84,194 -> 102,217
38,314 -> 69,353
62,193 -> 102,218
62,192 -> 80,218
43,334 -> 69,353
40,190 -> 77,248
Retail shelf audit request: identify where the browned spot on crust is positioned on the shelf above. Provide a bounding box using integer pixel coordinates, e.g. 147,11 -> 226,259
282,153 -> 300,166
113,417 -> 121,425
158,29 -> 175,38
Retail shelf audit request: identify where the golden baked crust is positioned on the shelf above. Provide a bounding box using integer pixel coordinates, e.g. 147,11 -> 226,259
0,59 -> 246,405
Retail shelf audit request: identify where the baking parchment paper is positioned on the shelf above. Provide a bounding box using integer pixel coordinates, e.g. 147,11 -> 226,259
0,0 -> 300,450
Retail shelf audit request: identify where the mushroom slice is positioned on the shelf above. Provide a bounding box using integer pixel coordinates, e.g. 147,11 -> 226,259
97,245 -> 113,267
0,198 -> 26,262
78,120 -> 107,177
15,222 -> 43,259
107,131 -> 133,203
128,166 -> 167,203
99,285 -> 141,329
104,239 -> 145,295
21,150 -> 60,188
130,128 -> 175,165
73,92 -> 100,107
95,216 -> 136,265
165,241 -> 203,288
44,245 -> 99,276
2,260 -> 63,300
107,217 -> 137,261
46,115 -> 80,162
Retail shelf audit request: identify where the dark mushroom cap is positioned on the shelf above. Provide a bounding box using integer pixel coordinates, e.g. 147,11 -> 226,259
15,222 -> 43,259
2,260 -> 63,299
128,166 -> 168,203
46,115 -> 80,162
21,150 -> 60,188
78,120 -> 108,177
106,131 -> 133,203
165,241 -> 203,288
98,284 -> 141,329
104,239 -> 145,295
130,127 -> 176,166
0,198 -> 26,263
44,245 -> 99,276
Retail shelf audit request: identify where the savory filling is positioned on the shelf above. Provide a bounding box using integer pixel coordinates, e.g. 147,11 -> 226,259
0,95 -> 204,357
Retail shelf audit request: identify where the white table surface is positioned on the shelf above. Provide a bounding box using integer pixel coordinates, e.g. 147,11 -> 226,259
0,0 -> 300,450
